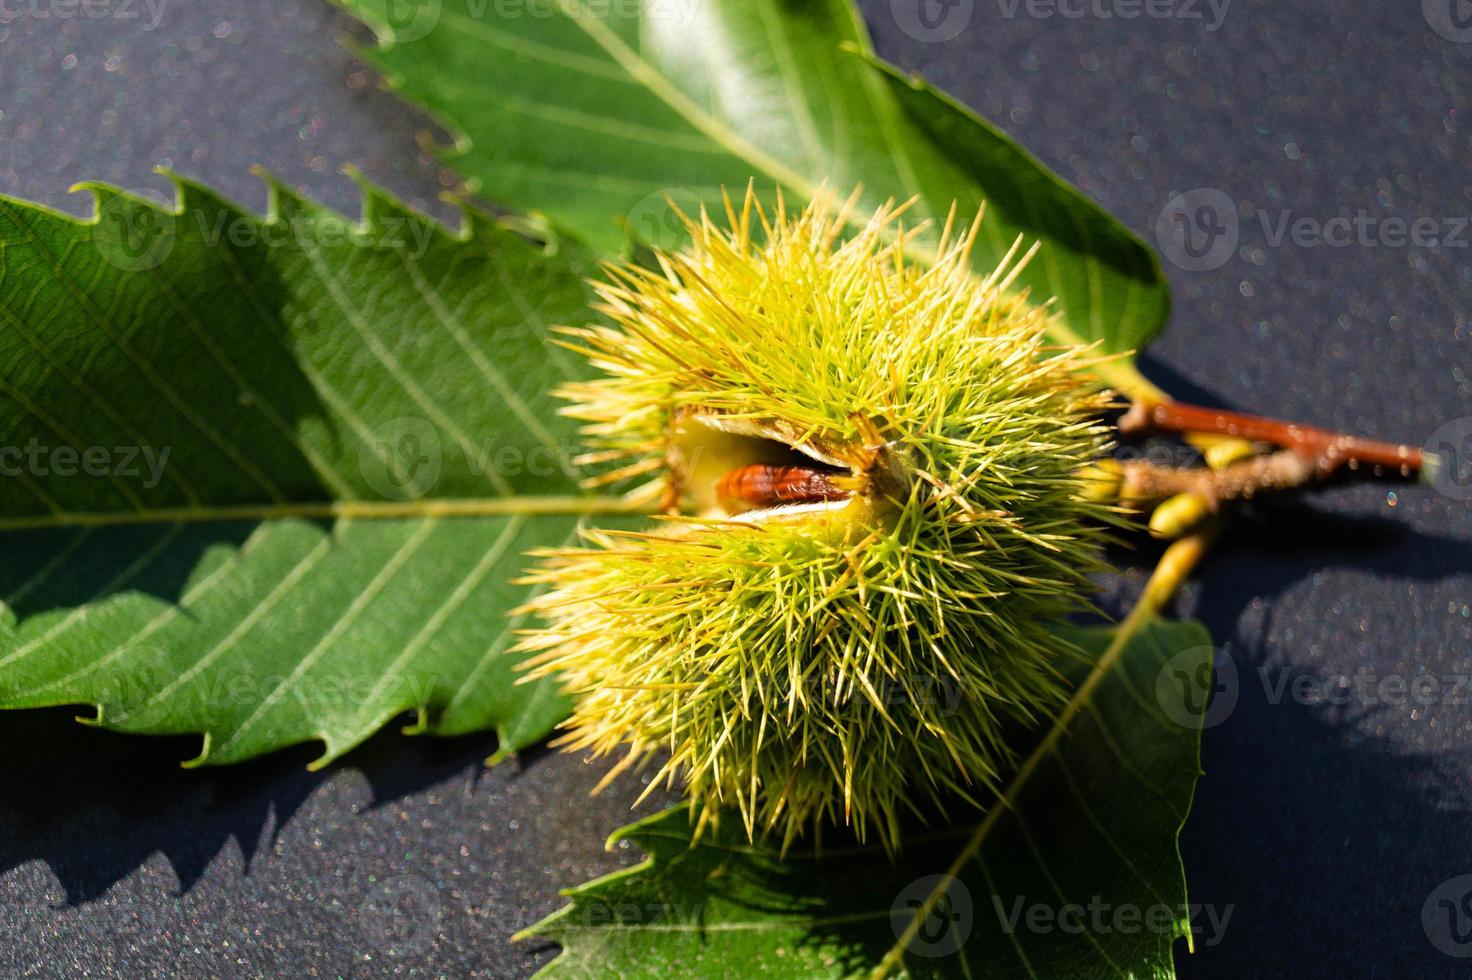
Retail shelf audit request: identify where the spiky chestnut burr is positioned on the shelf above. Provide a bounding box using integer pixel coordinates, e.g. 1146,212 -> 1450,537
516,188 -> 1119,852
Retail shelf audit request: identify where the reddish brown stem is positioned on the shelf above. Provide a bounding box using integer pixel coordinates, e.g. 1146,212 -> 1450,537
1120,400 -> 1423,478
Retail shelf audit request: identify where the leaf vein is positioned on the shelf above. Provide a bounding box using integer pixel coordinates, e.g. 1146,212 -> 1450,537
0,524 -> 184,670
122,530 -> 336,719
6,204 -> 287,503
217,517 -> 438,753
296,235 -> 515,496
399,247 -> 570,466
346,514 -> 526,740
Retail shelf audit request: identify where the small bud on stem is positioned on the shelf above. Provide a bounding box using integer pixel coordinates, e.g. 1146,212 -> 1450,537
1113,399 -> 1425,528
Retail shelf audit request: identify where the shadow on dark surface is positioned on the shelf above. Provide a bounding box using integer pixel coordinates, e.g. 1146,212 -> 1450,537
1136,351 -> 1235,410
1089,490 -> 1472,977
1174,503 -> 1472,978
0,497 -> 1466,977
1230,498 -> 1472,581
0,523 -> 261,624
0,706 -> 502,905
1179,664 -> 1472,978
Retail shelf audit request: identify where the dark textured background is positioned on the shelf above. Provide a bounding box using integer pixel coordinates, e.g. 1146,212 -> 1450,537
1,0 -> 1470,976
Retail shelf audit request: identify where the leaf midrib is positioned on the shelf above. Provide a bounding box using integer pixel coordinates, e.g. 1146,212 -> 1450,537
543,0 -> 822,202
872,611 -> 1153,976
0,496 -> 641,533
2,181 -> 633,530
7,202 -> 287,504
427,0 -> 1163,402
871,538 -> 1210,979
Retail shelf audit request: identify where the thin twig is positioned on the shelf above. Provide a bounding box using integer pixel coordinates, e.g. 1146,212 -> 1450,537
1120,400 -> 1423,478
1118,450 -> 1318,508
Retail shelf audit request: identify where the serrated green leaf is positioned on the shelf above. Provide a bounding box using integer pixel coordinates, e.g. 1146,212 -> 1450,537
524,616 -> 1212,978
334,0 -> 1170,399
0,173 -> 630,766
